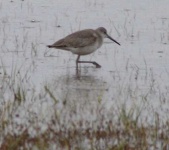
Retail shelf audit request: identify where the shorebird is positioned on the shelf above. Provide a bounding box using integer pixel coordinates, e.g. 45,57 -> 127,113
47,27 -> 120,72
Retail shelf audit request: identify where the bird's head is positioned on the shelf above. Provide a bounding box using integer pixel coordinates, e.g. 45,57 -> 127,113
96,27 -> 120,46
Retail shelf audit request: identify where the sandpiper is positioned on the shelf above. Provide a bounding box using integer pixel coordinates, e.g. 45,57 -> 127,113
47,27 -> 120,71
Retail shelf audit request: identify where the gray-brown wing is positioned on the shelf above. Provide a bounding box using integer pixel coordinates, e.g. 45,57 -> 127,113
52,29 -> 97,48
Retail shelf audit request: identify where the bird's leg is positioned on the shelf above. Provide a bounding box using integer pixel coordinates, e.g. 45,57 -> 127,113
77,60 -> 101,68
76,55 -> 80,76
76,55 -> 101,73
76,55 -> 80,70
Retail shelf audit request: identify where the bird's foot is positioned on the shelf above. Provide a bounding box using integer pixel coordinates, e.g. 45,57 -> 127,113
77,60 -> 101,68
92,62 -> 101,68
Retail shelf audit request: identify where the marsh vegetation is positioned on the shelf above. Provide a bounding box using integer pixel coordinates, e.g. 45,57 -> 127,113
0,0 -> 169,149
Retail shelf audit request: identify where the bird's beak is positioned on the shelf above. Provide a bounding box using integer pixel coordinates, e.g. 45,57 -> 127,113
107,34 -> 120,46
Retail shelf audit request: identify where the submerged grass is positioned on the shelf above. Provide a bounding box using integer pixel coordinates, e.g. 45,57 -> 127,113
1,114 -> 169,150
0,56 -> 169,150
0,73 -> 169,150
0,41 -> 169,149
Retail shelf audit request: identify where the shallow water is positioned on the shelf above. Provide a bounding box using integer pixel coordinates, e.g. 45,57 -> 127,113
1,0 -> 169,134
